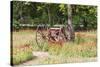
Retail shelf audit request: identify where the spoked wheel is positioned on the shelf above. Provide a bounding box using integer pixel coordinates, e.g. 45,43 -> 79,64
36,25 -> 48,50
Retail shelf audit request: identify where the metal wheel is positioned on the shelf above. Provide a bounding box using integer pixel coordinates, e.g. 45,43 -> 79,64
36,24 -> 48,50
61,27 -> 68,42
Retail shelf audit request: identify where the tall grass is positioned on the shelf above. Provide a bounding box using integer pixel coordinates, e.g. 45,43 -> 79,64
12,30 -> 97,65
12,30 -> 35,65
40,31 -> 97,64
12,45 -> 33,65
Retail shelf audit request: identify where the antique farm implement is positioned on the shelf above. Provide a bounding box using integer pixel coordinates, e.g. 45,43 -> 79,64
36,24 -> 68,49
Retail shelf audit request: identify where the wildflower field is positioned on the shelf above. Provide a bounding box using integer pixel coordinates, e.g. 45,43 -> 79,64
11,30 -> 97,65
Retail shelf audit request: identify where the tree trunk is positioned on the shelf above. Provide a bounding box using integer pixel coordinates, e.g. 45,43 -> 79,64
83,18 -> 87,30
47,4 -> 51,26
67,4 -> 75,41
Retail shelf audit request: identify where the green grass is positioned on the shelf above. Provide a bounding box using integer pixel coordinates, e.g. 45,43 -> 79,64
12,50 -> 33,65
12,30 -> 97,65
39,31 -> 97,64
12,42 -> 35,65
40,43 -> 97,64
12,30 -> 36,65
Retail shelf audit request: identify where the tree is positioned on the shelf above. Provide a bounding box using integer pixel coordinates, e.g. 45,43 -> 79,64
12,1 -> 97,31
72,5 -> 97,30
67,4 -> 75,41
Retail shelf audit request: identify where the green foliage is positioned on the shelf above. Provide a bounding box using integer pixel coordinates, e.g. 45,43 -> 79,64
12,1 -> 97,31
13,19 -> 20,31
72,5 -> 97,30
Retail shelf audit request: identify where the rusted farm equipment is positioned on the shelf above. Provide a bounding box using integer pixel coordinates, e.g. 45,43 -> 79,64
36,24 -> 68,49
